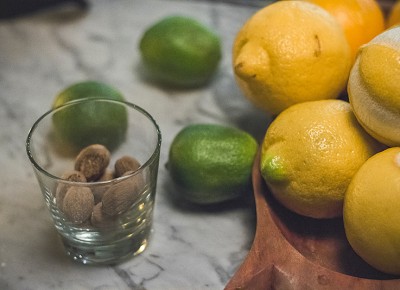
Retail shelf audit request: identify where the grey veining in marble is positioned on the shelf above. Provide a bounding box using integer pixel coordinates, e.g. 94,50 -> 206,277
0,1 -> 272,289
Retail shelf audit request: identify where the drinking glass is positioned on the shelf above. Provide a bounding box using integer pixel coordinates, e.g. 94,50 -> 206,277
26,98 -> 162,265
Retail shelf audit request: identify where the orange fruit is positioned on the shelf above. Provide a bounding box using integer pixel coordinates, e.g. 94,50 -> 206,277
387,0 -> 400,28
302,0 -> 385,62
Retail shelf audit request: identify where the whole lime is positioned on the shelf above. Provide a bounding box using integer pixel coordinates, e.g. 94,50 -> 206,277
139,15 -> 222,87
167,124 -> 258,204
52,81 -> 128,151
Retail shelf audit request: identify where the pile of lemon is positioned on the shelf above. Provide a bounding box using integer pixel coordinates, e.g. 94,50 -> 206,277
233,0 -> 400,276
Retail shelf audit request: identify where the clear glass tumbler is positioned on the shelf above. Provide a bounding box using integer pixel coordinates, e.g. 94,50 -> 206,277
26,98 -> 162,265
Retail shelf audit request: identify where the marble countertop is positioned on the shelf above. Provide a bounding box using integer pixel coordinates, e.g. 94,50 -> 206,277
0,1 -> 272,289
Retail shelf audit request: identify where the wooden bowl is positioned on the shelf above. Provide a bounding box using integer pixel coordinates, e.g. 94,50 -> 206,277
225,150 -> 400,290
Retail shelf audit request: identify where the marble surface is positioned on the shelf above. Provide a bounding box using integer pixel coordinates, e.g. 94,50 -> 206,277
0,1 -> 272,289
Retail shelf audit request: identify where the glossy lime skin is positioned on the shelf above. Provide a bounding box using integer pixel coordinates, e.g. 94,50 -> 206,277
52,81 -> 128,151
168,124 -> 258,204
139,16 -> 222,87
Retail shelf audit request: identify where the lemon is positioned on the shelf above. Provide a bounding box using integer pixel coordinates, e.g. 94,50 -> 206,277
139,15 -> 222,88
52,81 -> 128,151
260,100 -> 382,219
344,147 -> 400,275
300,0 -> 385,62
167,124 -> 258,204
232,1 -> 351,115
348,25 -> 400,147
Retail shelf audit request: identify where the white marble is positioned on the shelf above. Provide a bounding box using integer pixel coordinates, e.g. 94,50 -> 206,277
0,1 -> 272,289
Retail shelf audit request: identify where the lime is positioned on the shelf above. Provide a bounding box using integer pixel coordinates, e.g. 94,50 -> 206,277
167,124 -> 258,204
52,81 -> 128,151
52,81 -> 125,108
139,15 -> 222,87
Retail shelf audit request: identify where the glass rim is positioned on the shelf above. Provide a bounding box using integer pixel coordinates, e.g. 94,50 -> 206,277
25,97 -> 162,184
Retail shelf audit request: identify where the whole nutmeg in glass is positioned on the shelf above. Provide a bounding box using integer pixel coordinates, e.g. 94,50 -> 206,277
74,144 -> 111,181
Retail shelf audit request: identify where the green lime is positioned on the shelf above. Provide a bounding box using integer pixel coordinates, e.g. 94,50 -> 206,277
167,124 -> 258,204
52,81 -> 128,151
139,15 -> 222,87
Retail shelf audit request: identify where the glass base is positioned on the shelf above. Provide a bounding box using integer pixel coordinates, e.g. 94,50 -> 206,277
61,227 -> 152,265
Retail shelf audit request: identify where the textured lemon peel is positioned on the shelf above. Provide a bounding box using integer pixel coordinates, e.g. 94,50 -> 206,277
234,42 -> 270,81
359,44 -> 400,110
232,1 -> 351,115
348,26 -> 400,146
260,100 -> 381,219
349,76 -> 399,146
344,148 -> 400,275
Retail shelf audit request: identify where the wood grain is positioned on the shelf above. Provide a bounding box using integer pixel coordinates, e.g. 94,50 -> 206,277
225,150 -> 400,290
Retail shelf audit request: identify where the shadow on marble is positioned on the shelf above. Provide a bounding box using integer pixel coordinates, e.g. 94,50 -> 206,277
0,0 -> 88,21
0,279 -> 11,290
134,64 -> 272,143
212,73 -> 272,142
162,174 -> 255,215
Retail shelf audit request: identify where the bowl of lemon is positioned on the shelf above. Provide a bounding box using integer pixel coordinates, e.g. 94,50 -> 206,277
226,1 -> 400,289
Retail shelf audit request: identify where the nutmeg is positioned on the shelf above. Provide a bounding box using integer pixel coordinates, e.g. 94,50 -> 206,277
56,170 -> 87,210
62,186 -> 94,224
98,169 -> 115,182
90,169 -> 114,204
101,172 -> 142,216
90,202 -> 116,228
74,144 -> 111,181
114,156 -> 141,177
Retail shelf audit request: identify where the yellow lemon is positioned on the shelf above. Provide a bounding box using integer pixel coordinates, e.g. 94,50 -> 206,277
387,0 -> 400,28
344,147 -> 400,275
260,100 -> 382,219
232,1 -> 351,115
301,0 -> 385,62
348,25 -> 400,147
